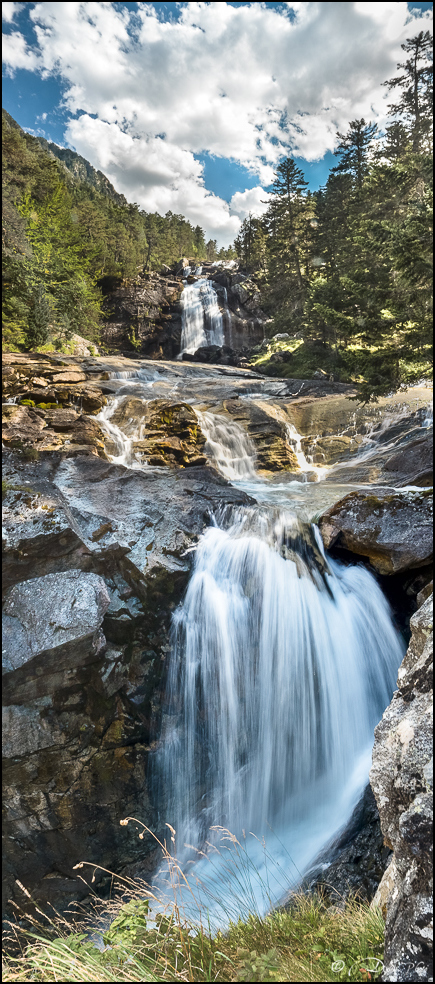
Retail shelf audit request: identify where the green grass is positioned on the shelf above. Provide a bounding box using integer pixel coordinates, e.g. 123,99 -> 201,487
3,824 -> 385,983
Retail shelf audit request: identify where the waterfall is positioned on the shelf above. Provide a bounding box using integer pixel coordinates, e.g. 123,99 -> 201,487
96,399 -> 146,468
285,422 -> 324,480
154,505 -> 404,923
179,279 -> 225,356
196,410 -> 257,480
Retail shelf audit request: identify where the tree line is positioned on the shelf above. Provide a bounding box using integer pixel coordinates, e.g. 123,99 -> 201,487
2,112 -> 234,352
234,31 -> 433,398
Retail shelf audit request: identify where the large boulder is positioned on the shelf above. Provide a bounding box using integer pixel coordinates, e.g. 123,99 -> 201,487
370,594 -> 433,982
2,571 -> 110,698
318,488 -> 433,574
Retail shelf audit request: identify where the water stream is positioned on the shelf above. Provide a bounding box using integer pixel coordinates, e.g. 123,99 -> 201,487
93,361 -> 428,926
154,506 -> 404,925
196,410 -> 257,480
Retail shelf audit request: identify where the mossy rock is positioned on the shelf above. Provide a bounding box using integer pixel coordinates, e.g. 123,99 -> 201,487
19,399 -> 35,407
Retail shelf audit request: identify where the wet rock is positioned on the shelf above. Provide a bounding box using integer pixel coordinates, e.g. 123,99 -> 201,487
370,593 -> 433,982
318,488 -> 433,574
2,404 -> 48,445
307,435 -> 356,465
51,371 -> 88,384
306,785 -> 391,904
2,570 -> 109,685
2,403 -> 107,459
220,398 -> 300,473
70,416 -> 106,451
383,435 -> 433,487
103,575 -> 144,643
52,385 -> 106,414
2,450 -> 253,917
111,398 -> 207,467
40,408 -> 79,430
100,272 -> 183,357
2,486 -> 92,594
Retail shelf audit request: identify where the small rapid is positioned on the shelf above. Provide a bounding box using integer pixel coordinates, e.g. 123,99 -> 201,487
196,410 -> 257,480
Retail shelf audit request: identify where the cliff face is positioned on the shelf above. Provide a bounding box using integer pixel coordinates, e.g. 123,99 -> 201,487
210,266 -> 266,352
99,271 -> 184,358
99,265 -> 266,360
370,592 -> 433,983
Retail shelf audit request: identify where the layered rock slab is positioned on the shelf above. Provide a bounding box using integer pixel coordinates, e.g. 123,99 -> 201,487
370,594 -> 433,982
2,451 -> 253,918
319,488 -> 433,574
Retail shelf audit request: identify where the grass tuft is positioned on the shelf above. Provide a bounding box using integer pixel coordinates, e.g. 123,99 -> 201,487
2,823 -> 385,983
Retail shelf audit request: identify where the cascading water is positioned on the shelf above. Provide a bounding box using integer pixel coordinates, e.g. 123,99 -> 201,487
179,279 -> 225,356
96,400 -> 144,468
154,505 -> 404,924
196,410 -> 257,480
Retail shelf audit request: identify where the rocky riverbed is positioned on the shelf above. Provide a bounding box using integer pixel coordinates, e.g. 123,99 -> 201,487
2,352 -> 433,979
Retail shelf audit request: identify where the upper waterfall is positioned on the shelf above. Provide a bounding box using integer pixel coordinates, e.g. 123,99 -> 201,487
179,278 -> 225,356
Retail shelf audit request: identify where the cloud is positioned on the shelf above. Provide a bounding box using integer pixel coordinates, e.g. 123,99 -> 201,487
2,1 -> 432,243
229,186 -> 272,220
2,2 -> 24,23
2,29 -> 41,73
65,114 -> 241,245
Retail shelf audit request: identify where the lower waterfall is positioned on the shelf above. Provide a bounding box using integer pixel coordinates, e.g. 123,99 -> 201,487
154,505 -> 404,925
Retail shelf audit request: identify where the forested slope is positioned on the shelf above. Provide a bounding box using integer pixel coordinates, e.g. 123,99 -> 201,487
238,31 -> 433,398
2,110 -> 232,353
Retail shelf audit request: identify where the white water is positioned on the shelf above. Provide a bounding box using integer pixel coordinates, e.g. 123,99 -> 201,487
196,410 -> 257,480
155,505 -> 404,925
179,279 -> 225,356
96,395 -> 150,469
285,421 -> 325,480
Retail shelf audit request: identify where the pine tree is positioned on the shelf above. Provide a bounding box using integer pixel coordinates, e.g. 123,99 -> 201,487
332,119 -> 378,189
26,286 -> 51,348
206,239 -> 218,261
263,157 -> 314,332
234,214 -> 267,272
383,31 -> 433,152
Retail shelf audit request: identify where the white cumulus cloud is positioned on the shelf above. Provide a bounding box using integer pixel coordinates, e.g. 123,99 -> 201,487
2,2 -> 24,23
2,1 -> 432,244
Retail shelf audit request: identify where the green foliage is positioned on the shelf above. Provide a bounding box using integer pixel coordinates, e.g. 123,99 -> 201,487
244,31 -> 433,400
383,30 -> 433,153
235,946 -> 281,981
3,891 -> 385,983
2,110 -> 209,353
332,119 -> 379,189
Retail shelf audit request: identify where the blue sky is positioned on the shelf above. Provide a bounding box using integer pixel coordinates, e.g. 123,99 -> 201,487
2,1 -> 433,245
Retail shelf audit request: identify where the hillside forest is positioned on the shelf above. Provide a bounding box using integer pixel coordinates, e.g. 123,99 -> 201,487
2,30 -> 433,400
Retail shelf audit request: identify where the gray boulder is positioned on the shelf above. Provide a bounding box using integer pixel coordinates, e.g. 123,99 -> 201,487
319,488 -> 433,574
2,570 -> 109,677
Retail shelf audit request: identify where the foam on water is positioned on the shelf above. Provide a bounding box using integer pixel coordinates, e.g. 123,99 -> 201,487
196,410 -> 257,480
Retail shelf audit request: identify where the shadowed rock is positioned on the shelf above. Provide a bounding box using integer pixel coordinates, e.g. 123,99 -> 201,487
370,594 -> 433,983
